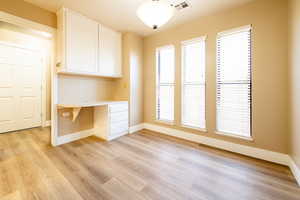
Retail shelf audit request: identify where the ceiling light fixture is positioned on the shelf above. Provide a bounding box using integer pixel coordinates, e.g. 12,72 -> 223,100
137,0 -> 175,30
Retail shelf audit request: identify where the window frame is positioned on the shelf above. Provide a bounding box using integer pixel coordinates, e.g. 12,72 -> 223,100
215,25 -> 253,140
181,36 -> 207,131
155,45 -> 176,124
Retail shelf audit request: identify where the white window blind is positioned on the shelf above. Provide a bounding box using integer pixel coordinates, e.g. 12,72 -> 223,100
156,46 -> 175,122
216,25 -> 252,138
181,38 -> 206,129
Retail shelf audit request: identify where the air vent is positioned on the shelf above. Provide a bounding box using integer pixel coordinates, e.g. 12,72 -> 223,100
173,1 -> 190,10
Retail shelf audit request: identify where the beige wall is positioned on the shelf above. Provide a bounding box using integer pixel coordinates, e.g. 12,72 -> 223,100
115,33 -> 144,126
289,0 -> 300,168
0,25 -> 52,120
143,0 -> 289,153
0,0 -> 56,28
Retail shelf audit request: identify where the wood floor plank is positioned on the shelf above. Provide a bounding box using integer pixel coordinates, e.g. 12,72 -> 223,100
0,127 -> 299,200
102,178 -> 149,200
45,147 -> 114,200
75,139 -> 148,192
0,191 -> 21,200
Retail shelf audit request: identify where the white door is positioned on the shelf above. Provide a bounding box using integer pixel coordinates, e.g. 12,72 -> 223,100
0,43 -> 42,133
66,9 -> 98,73
99,25 -> 122,77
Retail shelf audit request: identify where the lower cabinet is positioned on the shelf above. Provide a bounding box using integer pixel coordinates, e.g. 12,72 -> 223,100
94,102 -> 129,140
108,103 -> 129,140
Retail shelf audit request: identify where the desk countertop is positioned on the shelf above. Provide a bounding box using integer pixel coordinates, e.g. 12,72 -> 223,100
57,101 -> 128,108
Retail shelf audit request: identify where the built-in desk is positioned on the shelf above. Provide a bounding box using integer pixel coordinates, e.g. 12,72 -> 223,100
57,101 -> 127,121
55,101 -> 129,145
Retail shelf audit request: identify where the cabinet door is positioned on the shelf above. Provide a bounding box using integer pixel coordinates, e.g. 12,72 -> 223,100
66,10 -> 98,73
99,25 -> 122,77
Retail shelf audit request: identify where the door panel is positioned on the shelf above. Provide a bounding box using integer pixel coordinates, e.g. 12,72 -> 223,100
0,97 -> 15,127
21,97 -> 35,118
0,43 -> 42,133
0,61 -> 17,133
0,63 -> 14,87
20,96 -> 40,129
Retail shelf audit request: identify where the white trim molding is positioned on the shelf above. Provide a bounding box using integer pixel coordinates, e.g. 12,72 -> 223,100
55,129 -> 94,146
0,11 -> 56,34
129,124 -> 145,134
108,131 -> 129,140
217,24 -> 252,37
181,35 -> 207,45
143,123 -> 290,165
289,157 -> 300,186
44,120 -> 51,127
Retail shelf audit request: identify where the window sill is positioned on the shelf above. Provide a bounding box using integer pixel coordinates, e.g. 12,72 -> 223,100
215,131 -> 254,141
155,120 -> 175,126
181,124 -> 208,133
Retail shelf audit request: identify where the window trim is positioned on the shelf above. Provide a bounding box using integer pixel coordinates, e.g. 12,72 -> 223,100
216,25 -> 253,140
155,45 -> 176,123
181,36 -> 207,45
215,131 -> 254,141
181,36 -> 207,131
217,25 -> 252,37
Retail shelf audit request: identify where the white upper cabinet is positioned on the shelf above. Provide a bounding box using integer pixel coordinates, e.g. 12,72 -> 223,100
57,8 -> 122,78
99,25 -> 122,77
65,10 -> 98,73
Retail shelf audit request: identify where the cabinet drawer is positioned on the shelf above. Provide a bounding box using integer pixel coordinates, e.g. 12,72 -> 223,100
109,103 -> 128,113
110,121 -> 128,135
110,111 -> 128,123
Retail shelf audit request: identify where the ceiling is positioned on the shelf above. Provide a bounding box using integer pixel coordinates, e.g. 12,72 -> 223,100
24,0 -> 255,36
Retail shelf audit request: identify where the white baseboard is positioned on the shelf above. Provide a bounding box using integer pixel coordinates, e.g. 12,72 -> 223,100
108,131 -> 129,140
142,123 -> 300,186
289,157 -> 300,186
44,120 -> 51,127
129,123 -> 145,134
143,123 -> 290,165
56,129 -> 94,146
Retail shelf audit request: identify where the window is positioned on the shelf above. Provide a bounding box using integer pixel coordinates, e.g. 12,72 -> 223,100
181,37 -> 206,129
216,25 -> 252,138
156,45 -> 175,122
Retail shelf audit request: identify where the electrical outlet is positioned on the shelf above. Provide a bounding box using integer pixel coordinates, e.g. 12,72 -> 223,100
62,112 -> 71,118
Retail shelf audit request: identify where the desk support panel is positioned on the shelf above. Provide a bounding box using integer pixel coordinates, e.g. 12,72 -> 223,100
72,107 -> 82,122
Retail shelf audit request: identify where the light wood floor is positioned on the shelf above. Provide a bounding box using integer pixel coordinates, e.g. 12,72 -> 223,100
0,128 -> 299,200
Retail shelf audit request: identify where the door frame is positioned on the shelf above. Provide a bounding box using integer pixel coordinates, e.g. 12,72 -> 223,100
0,11 -> 56,128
